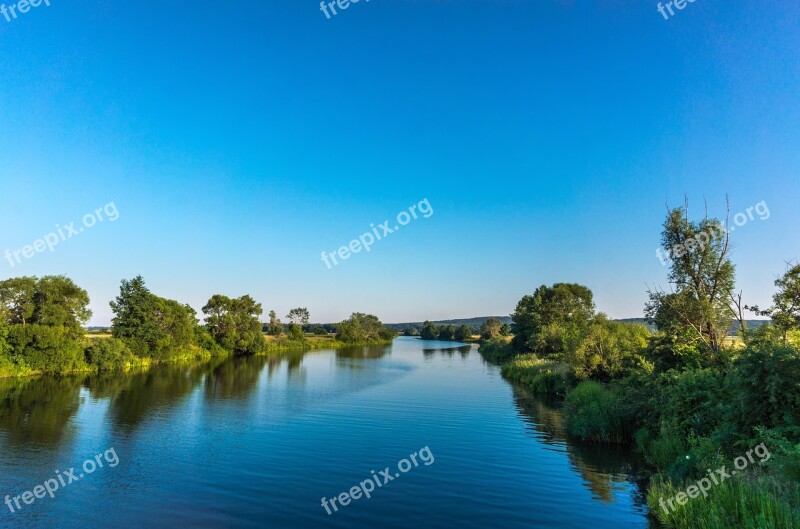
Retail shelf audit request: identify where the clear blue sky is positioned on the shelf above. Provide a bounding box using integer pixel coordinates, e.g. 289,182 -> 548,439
1,1 -> 798,326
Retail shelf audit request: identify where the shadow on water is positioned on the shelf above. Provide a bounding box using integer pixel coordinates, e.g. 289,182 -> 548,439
0,376 -> 82,447
510,384 -> 662,528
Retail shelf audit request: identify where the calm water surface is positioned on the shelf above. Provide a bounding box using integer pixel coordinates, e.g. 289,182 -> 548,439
0,337 -> 657,528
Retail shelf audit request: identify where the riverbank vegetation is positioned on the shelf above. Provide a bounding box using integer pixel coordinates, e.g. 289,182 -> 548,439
0,275 -> 395,378
484,202 -> 800,528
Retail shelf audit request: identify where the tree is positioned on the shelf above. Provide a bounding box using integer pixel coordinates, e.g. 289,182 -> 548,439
751,263 -> 800,345
0,276 -> 91,336
335,313 -> 395,343
480,318 -> 503,340
287,323 -> 306,341
286,307 -> 310,327
438,324 -> 455,341
646,201 -> 737,354
31,276 -> 92,337
567,316 -> 651,381
0,277 -> 36,325
267,310 -> 283,336
454,325 -> 472,341
203,294 -> 264,355
511,283 -> 595,355
420,321 -> 439,340
110,276 -> 160,357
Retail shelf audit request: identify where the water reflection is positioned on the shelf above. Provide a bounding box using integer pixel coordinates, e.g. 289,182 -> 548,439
0,376 -> 81,447
511,384 -> 651,507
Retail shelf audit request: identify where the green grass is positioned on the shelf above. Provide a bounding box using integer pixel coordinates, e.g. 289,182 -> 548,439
500,353 -> 573,395
563,380 -> 628,443
647,473 -> 800,529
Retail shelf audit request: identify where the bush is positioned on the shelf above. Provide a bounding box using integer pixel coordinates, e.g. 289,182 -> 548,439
84,338 -> 134,371
7,324 -> 85,374
501,353 -> 574,395
479,336 -> 514,363
564,381 -> 628,443
647,473 -> 800,529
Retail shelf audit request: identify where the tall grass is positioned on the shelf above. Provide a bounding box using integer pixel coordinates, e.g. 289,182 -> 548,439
647,473 -> 800,529
500,354 -> 573,395
563,381 -> 628,443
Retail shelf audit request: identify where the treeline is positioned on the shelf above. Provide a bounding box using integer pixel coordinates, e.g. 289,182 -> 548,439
0,275 -> 395,376
412,317 -> 510,341
489,202 -> 800,528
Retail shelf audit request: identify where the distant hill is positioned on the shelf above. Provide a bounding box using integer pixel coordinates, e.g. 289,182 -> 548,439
385,316 -> 512,332
389,317 -> 771,336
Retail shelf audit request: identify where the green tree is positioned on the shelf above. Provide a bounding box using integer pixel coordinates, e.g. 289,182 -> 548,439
110,276 -> 160,357
647,202 -> 737,353
568,316 -> 652,381
511,283 -> 595,356
751,263 -> 800,345
480,317 -> 503,340
0,277 -> 36,325
31,276 -> 92,337
454,324 -> 472,341
267,310 -> 283,336
203,294 -> 264,355
438,324 -> 455,341
287,323 -> 306,341
335,313 -> 395,343
286,307 -> 310,328
420,320 -> 439,340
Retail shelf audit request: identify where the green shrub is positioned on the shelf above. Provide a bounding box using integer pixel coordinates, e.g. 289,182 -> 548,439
84,338 -> 134,371
479,337 -> 514,363
7,324 -> 85,374
564,381 -> 627,443
501,354 -> 574,395
647,473 -> 800,529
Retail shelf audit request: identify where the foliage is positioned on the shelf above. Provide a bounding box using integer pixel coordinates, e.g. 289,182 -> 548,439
7,324 -> 85,374
647,204 -> 736,353
511,283 -> 595,355
335,313 -> 395,344
480,317 -> 503,340
454,324 -> 472,341
567,316 -> 652,381
478,336 -> 514,363
110,276 -> 197,359
266,310 -> 283,336
437,324 -> 455,341
564,381 -> 628,443
647,474 -> 800,529
750,263 -> 800,345
501,353 -> 574,395
287,323 -> 306,342
286,307 -> 310,327
420,320 -> 438,340
202,294 -> 265,355
84,338 -> 134,371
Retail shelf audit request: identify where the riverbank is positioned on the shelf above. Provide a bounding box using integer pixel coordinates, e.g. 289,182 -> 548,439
0,334 -> 394,380
483,341 -> 800,528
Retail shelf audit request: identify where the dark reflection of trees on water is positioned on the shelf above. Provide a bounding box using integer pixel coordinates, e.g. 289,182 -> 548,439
83,362 -> 207,432
0,376 -> 82,447
422,344 -> 472,358
510,384 -> 652,508
204,355 -> 268,401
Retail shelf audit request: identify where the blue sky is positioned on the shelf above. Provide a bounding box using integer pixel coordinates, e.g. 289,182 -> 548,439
1,1 -> 798,326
